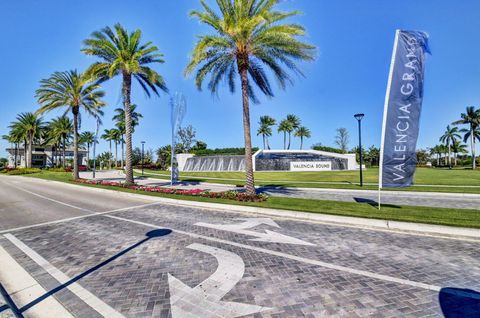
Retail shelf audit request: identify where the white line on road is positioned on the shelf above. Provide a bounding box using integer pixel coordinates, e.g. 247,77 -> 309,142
105,214 -> 480,300
3,233 -> 126,318
0,202 -> 162,234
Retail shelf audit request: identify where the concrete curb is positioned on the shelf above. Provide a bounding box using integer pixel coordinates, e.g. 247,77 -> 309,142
16,176 -> 480,240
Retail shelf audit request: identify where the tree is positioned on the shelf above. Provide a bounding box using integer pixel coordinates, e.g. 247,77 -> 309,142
285,115 -> 301,149
365,145 -> 380,166
9,113 -> 44,168
79,131 -> 95,168
2,129 -> 23,168
185,0 -> 315,196
452,106 -> 480,169
47,117 -> 73,168
83,23 -> 168,185
416,149 -> 429,165
257,116 -> 276,150
178,125 -> 196,153
36,70 -> 105,179
113,104 -> 143,168
101,129 -> 117,169
192,140 -> 207,151
439,125 -> 460,168
451,140 -> 468,166
294,126 -> 311,150
277,120 -> 294,150
335,128 -> 349,153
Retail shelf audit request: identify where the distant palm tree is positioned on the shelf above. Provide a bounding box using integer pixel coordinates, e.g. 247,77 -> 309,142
79,131 -> 95,168
101,129 -> 117,169
286,115 -> 301,149
36,70 -> 105,179
452,106 -> 480,169
3,128 -> 23,168
294,126 -> 311,150
439,125 -> 460,168
185,0 -> 315,195
451,140 -> 468,166
257,116 -> 276,149
112,104 -> 143,168
110,128 -> 123,167
10,113 -> 44,168
83,23 -> 168,185
278,120 -> 294,150
47,117 -> 73,168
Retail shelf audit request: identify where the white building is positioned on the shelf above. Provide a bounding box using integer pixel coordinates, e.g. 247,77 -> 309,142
6,145 -> 88,168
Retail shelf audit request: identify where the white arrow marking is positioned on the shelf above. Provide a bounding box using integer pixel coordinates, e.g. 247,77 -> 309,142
195,218 -> 315,246
168,243 -> 270,318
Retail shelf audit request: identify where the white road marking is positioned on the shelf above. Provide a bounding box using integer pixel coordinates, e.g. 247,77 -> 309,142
196,218 -> 315,246
0,198 -> 160,234
168,243 -> 270,318
4,233 -> 126,318
106,214 -> 480,300
0,245 -> 74,318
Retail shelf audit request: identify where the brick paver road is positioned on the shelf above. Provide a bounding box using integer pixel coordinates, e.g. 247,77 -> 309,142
0,175 -> 479,317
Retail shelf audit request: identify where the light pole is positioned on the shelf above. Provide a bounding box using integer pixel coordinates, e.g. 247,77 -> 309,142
92,136 -> 98,179
354,113 -> 365,187
141,141 -> 145,176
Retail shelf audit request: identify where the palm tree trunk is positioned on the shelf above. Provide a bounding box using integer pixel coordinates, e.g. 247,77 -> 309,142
87,144 -> 90,168
300,137 -> 304,150
283,132 -> 286,150
287,132 -> 291,150
28,134 -> 33,168
115,142 -> 118,168
448,144 -> 451,169
109,141 -> 112,169
123,72 -> 134,185
14,143 -> 18,168
73,110 -> 80,180
121,139 -> 124,168
23,140 -> 27,168
62,136 -> 66,168
239,64 -> 255,196
472,130 -> 477,170
262,135 -> 266,149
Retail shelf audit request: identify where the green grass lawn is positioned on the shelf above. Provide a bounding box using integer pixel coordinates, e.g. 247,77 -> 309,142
17,170 -> 480,229
136,167 -> 480,194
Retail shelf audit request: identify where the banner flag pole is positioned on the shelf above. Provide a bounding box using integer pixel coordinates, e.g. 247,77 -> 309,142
378,30 -> 401,210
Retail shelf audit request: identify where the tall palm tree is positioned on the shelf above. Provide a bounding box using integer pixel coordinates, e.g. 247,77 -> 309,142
439,125 -> 460,168
257,116 -> 276,149
82,23 -> 168,185
112,104 -> 143,168
278,120 -> 293,150
10,113 -> 44,168
453,106 -> 480,169
110,128 -> 123,167
286,114 -> 301,149
101,129 -> 116,169
185,0 -> 315,195
79,131 -> 95,168
47,117 -> 73,168
36,70 -> 105,179
294,126 -> 311,150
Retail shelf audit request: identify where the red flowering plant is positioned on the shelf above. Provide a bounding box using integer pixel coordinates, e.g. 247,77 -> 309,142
75,179 -> 268,202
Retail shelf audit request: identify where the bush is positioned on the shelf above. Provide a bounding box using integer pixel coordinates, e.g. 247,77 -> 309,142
311,145 -> 345,154
192,147 -> 259,157
45,168 -> 70,172
5,168 -> 41,175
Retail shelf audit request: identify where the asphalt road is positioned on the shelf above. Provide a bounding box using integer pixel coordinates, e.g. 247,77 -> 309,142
0,175 -> 479,318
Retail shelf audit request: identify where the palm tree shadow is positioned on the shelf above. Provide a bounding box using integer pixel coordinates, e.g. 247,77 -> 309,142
439,287 -> 480,317
19,229 -> 172,313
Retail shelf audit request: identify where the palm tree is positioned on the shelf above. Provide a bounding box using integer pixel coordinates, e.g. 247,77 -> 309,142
278,120 -> 293,150
82,23 -> 168,185
110,128 -> 123,167
451,140 -> 468,166
3,128 -> 23,168
294,126 -> 311,150
101,129 -> 116,169
112,104 -> 143,168
10,113 -> 44,168
286,114 -> 301,149
36,70 -> 105,179
439,125 -> 460,168
47,117 -> 73,168
79,131 -> 95,168
185,0 -> 315,195
257,116 -> 276,149
453,106 -> 480,169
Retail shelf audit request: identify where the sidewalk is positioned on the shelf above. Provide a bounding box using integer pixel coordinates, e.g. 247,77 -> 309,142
80,170 -> 480,210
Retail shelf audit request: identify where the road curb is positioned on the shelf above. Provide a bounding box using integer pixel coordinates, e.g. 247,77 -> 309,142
18,176 -> 480,240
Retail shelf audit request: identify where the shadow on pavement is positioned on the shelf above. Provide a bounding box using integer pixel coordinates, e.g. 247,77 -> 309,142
353,197 -> 401,209
439,287 -> 480,318
19,229 -> 172,313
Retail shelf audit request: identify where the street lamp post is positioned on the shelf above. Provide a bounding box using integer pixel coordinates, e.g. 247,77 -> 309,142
141,141 -> 145,176
354,113 -> 365,187
92,136 -> 97,179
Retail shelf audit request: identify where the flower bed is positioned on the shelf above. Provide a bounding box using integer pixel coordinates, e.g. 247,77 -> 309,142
75,179 -> 268,202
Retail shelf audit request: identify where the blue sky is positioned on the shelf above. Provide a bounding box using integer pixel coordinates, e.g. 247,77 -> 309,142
1,0 -> 480,157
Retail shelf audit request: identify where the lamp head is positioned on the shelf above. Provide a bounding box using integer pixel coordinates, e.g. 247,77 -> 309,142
354,113 -> 365,121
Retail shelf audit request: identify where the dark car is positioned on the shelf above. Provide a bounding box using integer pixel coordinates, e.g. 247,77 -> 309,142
78,165 -> 88,171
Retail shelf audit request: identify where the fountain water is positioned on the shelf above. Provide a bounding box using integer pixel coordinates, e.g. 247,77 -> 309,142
183,155 -> 245,172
